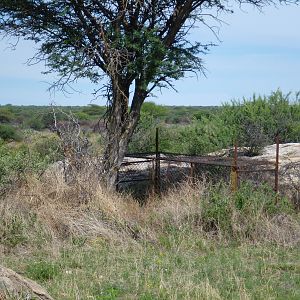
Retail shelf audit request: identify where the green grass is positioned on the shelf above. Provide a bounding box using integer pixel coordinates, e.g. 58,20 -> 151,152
1,235 -> 299,299
0,177 -> 299,299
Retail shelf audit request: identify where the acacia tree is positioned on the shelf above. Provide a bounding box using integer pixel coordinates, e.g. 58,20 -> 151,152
0,0 -> 297,188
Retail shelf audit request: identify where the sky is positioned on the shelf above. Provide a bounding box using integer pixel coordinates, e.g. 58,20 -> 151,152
0,3 -> 299,107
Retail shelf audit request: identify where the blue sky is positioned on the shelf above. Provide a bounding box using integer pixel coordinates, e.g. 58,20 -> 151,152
0,4 -> 299,106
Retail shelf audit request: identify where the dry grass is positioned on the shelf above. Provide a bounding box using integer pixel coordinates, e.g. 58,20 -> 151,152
1,168 -> 300,254
0,168 -> 142,255
1,168 -> 300,299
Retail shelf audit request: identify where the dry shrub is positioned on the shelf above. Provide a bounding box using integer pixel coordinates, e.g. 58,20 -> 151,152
255,214 -> 300,246
0,166 -> 143,254
142,181 -> 300,246
144,181 -> 206,226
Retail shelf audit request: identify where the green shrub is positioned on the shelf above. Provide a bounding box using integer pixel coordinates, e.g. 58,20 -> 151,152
75,111 -> 93,121
128,112 -> 157,153
151,90 -> 300,155
0,124 -> 22,141
0,215 -> 28,248
202,182 -> 293,238
141,102 -> 168,119
32,134 -> 62,162
221,90 -> 300,148
25,112 -> 56,130
0,107 -> 15,123
0,141 -> 52,190
82,104 -> 106,117
26,116 -> 45,130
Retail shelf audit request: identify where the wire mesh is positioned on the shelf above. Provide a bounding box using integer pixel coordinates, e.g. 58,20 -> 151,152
117,157 -> 155,199
279,161 -> 300,207
118,150 -> 281,198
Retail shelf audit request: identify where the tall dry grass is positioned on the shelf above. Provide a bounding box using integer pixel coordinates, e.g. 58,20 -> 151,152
1,167 -> 300,299
1,164 -> 299,257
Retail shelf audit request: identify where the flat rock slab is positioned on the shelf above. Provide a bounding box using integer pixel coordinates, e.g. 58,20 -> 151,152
0,266 -> 53,300
254,143 -> 300,163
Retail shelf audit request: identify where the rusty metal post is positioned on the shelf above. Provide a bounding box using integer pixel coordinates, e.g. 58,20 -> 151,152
231,142 -> 238,192
116,170 -> 119,192
155,127 -> 161,195
190,162 -> 195,184
166,160 -> 171,183
274,135 -> 280,193
150,159 -> 156,196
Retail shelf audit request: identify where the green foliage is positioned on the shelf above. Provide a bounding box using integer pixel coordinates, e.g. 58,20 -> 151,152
129,90 -> 300,155
221,90 -> 300,154
141,102 -> 168,119
0,107 -> 15,123
165,106 -> 197,124
75,111 -> 92,121
31,134 -> 62,162
0,140 -> 52,190
193,109 -> 212,121
128,112 -> 157,153
180,116 -> 233,155
81,104 -> 106,118
0,124 -> 22,141
202,182 -> 293,239
26,260 -> 60,281
0,215 -> 28,248
0,105 -> 88,128
26,116 -> 45,130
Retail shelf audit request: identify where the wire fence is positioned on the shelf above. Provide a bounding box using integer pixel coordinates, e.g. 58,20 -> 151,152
117,135 -> 280,199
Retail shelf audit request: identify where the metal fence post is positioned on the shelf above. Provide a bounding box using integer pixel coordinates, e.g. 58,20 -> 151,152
150,158 -> 156,196
231,142 -> 238,192
274,135 -> 280,193
116,170 -> 119,192
190,162 -> 195,184
155,127 -> 161,195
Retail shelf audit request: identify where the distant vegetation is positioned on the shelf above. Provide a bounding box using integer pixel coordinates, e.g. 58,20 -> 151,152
1,90 -> 299,157
0,102 -> 215,131
129,90 -> 300,155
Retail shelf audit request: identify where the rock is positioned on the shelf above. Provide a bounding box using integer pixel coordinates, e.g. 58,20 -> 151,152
0,265 -> 53,300
252,143 -> 300,163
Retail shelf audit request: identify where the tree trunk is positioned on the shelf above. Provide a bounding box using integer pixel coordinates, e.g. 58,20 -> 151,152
101,80 -> 144,190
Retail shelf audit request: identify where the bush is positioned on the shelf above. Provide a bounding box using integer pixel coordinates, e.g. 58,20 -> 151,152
75,111 -> 93,121
202,182 -> 293,239
0,124 -> 22,141
31,134 -> 62,162
141,102 -> 168,119
26,116 -> 45,130
221,90 -> 300,149
128,112 -> 157,153
26,112 -> 55,130
0,107 -> 15,123
0,141 -> 52,190
82,104 -> 106,117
